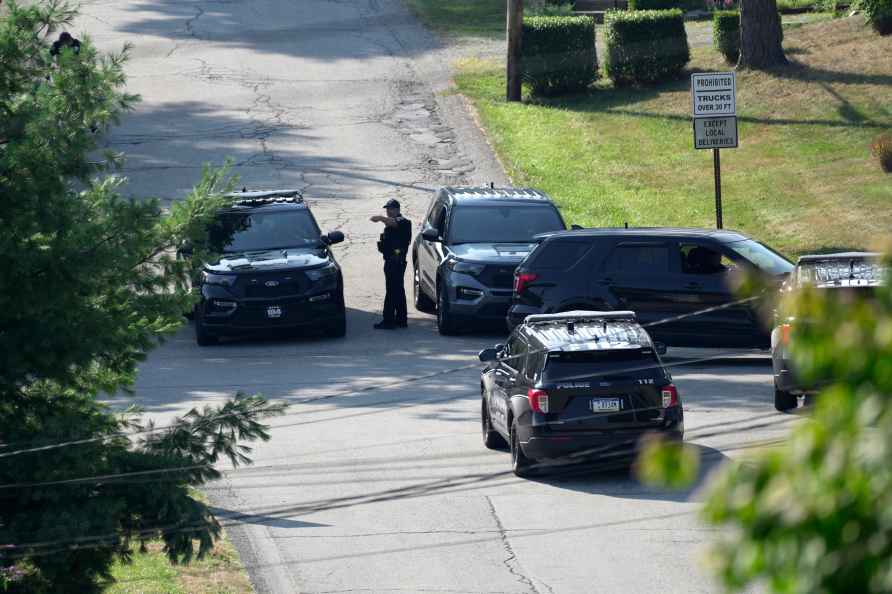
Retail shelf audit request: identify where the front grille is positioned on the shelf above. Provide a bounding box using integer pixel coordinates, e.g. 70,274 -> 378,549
238,273 -> 308,298
478,265 -> 517,289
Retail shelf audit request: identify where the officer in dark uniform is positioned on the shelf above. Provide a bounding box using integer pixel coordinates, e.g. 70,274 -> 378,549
370,199 -> 412,329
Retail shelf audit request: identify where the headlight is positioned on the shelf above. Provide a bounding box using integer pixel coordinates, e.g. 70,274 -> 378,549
202,271 -> 237,286
306,263 -> 338,281
447,259 -> 485,276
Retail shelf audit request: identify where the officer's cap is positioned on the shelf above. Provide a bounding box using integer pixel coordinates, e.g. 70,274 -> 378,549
383,198 -> 401,210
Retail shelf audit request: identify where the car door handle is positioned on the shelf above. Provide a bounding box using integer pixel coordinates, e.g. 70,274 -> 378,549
599,277 -> 614,286
685,282 -> 701,290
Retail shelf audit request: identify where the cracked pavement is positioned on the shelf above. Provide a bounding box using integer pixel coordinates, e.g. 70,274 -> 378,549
80,0 -> 784,592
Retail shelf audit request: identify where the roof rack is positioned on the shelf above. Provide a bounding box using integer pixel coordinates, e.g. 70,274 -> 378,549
525,310 -> 637,324
797,252 -> 880,263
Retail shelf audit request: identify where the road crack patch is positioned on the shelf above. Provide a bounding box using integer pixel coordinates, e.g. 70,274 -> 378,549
485,496 -> 541,594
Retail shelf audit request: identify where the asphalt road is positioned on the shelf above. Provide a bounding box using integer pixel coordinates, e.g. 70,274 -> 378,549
78,0 -> 798,592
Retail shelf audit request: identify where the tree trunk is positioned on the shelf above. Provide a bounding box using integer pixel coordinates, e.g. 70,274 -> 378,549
507,0 -> 523,101
737,0 -> 786,69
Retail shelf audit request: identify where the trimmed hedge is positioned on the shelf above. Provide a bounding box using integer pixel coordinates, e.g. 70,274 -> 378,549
522,16 -> 598,96
604,10 -> 690,86
713,11 -> 740,64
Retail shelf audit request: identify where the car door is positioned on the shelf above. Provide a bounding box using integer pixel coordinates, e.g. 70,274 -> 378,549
419,200 -> 449,297
666,241 -> 761,344
491,334 -> 526,434
596,241 -> 677,327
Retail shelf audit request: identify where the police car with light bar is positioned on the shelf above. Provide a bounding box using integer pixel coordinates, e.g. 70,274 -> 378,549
478,311 -> 683,477
189,189 -> 347,345
771,252 -> 887,411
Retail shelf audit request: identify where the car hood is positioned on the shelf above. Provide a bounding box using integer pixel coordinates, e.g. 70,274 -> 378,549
450,243 -> 535,264
206,247 -> 330,273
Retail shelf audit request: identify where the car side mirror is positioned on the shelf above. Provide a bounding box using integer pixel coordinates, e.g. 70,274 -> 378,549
653,342 -> 668,355
324,230 -> 345,245
478,348 -> 499,363
421,225 -> 440,242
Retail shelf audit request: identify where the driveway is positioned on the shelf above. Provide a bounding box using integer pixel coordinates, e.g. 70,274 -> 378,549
78,0 -> 794,592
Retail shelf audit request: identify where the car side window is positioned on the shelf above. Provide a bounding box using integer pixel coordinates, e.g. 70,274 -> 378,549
531,240 -> 591,270
604,244 -> 670,275
504,334 -> 527,373
433,205 -> 447,238
679,243 -> 736,275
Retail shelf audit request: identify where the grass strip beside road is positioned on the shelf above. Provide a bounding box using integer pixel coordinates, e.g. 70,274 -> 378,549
105,534 -> 252,594
451,16 -> 892,256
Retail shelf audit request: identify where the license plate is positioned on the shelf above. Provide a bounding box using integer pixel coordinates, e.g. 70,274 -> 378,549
266,305 -> 283,319
591,398 -> 621,413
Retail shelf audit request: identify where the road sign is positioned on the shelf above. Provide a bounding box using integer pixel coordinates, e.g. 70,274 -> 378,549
693,116 -> 738,150
691,72 -> 736,117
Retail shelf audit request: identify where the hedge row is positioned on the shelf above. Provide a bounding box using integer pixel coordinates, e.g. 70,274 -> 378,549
522,15 -> 598,96
603,9 -> 690,86
712,10 -> 740,64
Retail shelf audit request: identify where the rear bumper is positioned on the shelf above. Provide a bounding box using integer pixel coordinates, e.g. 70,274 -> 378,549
519,408 -> 684,461
506,304 -> 541,331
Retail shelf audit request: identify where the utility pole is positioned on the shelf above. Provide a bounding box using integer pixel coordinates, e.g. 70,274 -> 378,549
506,0 -> 523,102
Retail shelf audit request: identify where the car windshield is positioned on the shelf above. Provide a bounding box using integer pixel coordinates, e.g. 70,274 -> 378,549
448,205 -> 564,244
725,239 -> 793,276
210,210 -> 321,253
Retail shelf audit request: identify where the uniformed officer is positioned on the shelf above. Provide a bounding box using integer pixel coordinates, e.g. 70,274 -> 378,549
370,199 -> 412,329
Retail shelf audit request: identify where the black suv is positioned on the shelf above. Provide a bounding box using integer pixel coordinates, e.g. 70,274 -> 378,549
479,311 -> 683,477
412,187 -> 566,335
771,252 -> 886,411
508,228 -> 794,349
192,190 -> 346,345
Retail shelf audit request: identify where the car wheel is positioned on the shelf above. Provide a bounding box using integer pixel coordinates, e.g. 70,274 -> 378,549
437,284 -> 458,335
326,313 -> 347,338
194,311 -> 219,347
510,420 -> 535,478
774,385 -> 797,412
414,265 -> 435,313
482,399 -> 508,450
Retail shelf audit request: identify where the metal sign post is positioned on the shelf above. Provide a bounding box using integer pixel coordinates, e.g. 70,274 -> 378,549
691,72 -> 738,229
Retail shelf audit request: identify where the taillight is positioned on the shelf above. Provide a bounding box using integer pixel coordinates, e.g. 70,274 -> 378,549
781,323 -> 793,346
514,272 -> 538,294
527,388 -> 549,414
661,384 -> 679,408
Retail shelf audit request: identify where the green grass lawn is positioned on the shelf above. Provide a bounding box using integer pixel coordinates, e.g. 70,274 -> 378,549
104,534 -> 252,594
403,0 -> 505,38
449,16 -> 892,256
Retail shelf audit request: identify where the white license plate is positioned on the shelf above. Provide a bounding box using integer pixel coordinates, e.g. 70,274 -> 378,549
591,398 -> 621,413
266,306 -> 283,319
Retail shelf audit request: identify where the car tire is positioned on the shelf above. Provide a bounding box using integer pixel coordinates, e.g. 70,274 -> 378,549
482,399 -> 508,450
194,311 -> 219,347
437,283 -> 458,336
774,385 -> 797,412
414,265 -> 435,313
326,313 -> 347,338
510,419 -> 535,478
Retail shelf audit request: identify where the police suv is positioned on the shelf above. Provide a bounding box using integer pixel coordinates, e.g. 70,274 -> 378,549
192,190 -> 346,345
479,311 -> 683,477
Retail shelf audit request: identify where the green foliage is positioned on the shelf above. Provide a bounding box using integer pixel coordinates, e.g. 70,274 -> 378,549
603,9 -> 691,86
522,16 -> 598,96
0,1 -> 288,591
636,435 -> 700,489
713,11 -> 740,63
862,0 -> 892,34
527,0 -> 576,16
640,252 -> 892,593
